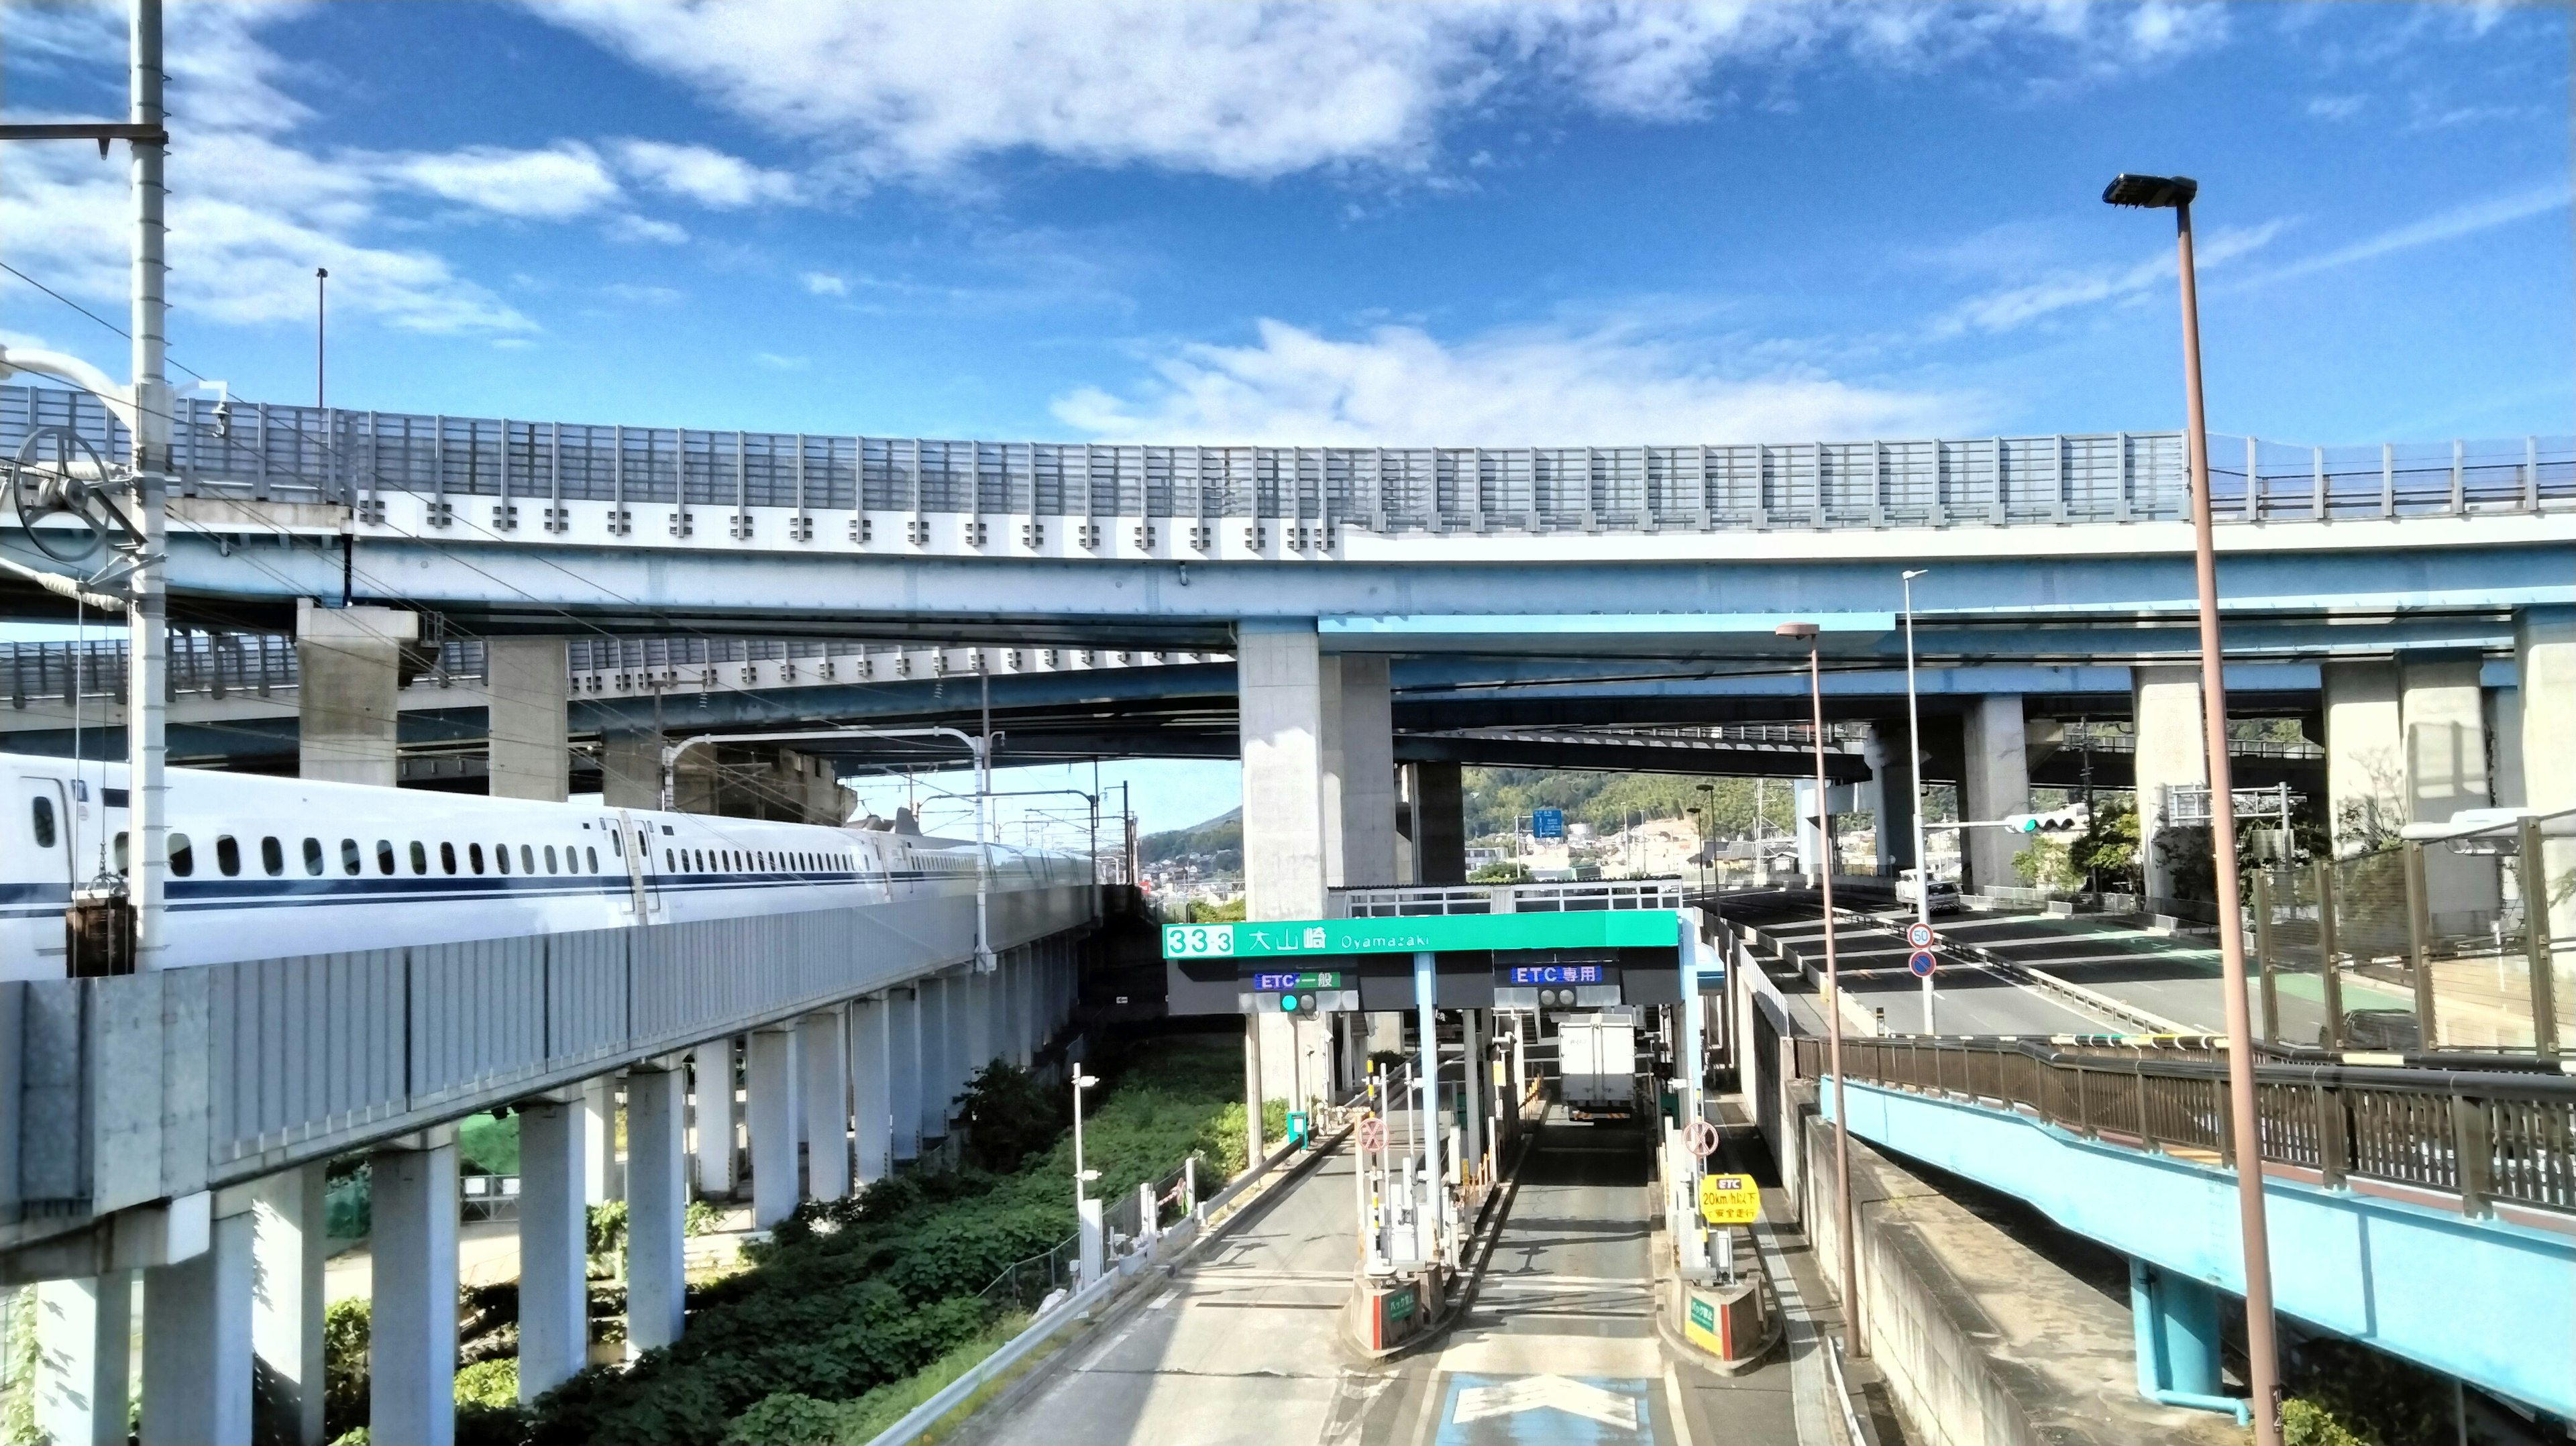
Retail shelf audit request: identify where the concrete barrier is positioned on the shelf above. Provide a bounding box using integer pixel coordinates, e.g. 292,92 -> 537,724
1784,1084 -> 2240,1446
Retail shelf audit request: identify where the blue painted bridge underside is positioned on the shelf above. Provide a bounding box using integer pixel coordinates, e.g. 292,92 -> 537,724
1823,1078 -> 2575,1417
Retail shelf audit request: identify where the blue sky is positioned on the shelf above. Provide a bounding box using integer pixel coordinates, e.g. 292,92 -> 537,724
1,1 -> 2568,451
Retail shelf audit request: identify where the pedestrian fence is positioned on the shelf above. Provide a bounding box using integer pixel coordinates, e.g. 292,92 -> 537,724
972,1157 -> 1203,1316
1794,1034 -> 2576,1220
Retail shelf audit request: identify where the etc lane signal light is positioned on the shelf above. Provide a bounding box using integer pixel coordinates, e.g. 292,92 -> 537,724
1929,805 -> 2092,835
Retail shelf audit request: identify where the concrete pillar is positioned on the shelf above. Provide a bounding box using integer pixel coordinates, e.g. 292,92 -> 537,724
600,725 -> 663,810
581,1076 -> 618,1205
798,1010 -> 851,1200
486,637 -> 570,801
964,969 -> 993,1080
142,1203 -> 254,1446
625,1063 -> 688,1356
1002,954 -> 1028,1068
890,988 -> 922,1162
1794,777 -> 1825,877
366,1139 -> 458,1446
1865,724 -> 1916,876
33,1272 -> 131,1446
2518,606 -> 2576,937
2129,1260 -> 2224,1400
1240,619 -> 1328,922
850,995 -> 894,1185
915,979 -> 949,1144
945,972 -> 974,1129
2489,685 -> 2525,810
1242,1013 -> 1266,1168
251,1165 -> 327,1445
745,1027 -> 802,1228
1259,1009 -> 1299,1103
2131,665 -> 2209,900
1407,761 -> 1467,885
1960,695 -> 2029,893
516,1099 -> 589,1402
692,1038 -> 737,1199
2402,655 -> 2500,921
2324,661 -> 2404,855
1328,656 -> 1399,888
293,600 -> 417,789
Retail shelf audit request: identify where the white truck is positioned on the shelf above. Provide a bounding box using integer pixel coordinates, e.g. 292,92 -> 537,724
1555,1008 -> 1640,1121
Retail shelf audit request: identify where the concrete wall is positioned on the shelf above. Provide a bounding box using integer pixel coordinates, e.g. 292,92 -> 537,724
1788,1091 -> 2238,1446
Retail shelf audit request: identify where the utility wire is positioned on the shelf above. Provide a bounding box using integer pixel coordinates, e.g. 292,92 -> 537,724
0,258 -> 211,384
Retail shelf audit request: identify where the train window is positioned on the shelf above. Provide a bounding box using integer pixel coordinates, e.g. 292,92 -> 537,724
608,826 -> 621,853
376,840 -> 395,875
664,849 -> 675,871
440,842 -> 457,875
262,836 -> 284,876
341,838 -> 362,876
169,833 -> 194,877
468,843 -> 484,873
545,845 -> 558,873
300,838 -> 323,877
217,835 -> 241,876
490,843 -> 506,875
114,832 -> 127,873
411,841 -> 429,875
521,845 -> 535,875
586,846 -> 599,872
28,795 -> 54,848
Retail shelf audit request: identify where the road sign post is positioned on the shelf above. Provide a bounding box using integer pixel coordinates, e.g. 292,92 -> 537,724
1908,950 -> 1937,979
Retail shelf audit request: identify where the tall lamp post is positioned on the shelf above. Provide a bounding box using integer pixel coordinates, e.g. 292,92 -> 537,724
1073,1069 -> 1104,1284
1684,806 -> 1704,895
1778,619 -> 1860,1356
1696,782 -> 1715,891
2104,172 -> 2277,1443
1901,568 -> 1934,1034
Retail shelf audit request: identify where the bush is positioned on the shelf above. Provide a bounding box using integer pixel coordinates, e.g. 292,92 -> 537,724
2012,837 -> 2076,891
519,1037 -> 1244,1446
323,1298 -> 371,1441
326,1162 -> 372,1241
1468,861 -> 1527,883
2282,1398 -> 2367,1446
458,1113 -> 521,1176
951,1062 -> 1066,1174
1183,896 -> 1246,923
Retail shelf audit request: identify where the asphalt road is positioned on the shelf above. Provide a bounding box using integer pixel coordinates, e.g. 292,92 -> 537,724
1725,891 -> 2395,1040
974,1115 -> 1807,1446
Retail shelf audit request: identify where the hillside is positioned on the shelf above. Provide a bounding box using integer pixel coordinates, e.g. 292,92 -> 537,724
1138,768 -> 1839,863
1140,807 -> 1242,871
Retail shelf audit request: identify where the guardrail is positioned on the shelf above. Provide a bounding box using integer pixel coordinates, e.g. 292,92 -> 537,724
11,384 -> 2569,535
1334,879 -> 1683,917
1793,1035 -> 2576,1219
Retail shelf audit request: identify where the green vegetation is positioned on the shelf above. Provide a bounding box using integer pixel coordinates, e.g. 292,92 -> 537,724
1183,895 -> 1246,923
1468,860 -> 1528,883
480,1036 -> 1250,1446
716,1310 -> 1032,1446
1458,768 -> 1803,842
2273,1337 -> 2455,1446
1139,809 -> 1241,871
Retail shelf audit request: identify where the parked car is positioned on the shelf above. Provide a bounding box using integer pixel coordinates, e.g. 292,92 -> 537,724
1895,869 -> 1963,914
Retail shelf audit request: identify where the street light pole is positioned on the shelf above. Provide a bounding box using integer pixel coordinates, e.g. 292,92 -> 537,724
1778,620 -> 1861,1356
2105,171 -> 2279,1443
1902,569 -> 1933,1034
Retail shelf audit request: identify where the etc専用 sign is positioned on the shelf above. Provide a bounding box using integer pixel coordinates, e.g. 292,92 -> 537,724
1163,910 -> 1677,960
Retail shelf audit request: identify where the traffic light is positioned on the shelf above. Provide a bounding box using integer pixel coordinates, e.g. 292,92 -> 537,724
1278,993 -> 1306,1013
2002,805 -> 2090,834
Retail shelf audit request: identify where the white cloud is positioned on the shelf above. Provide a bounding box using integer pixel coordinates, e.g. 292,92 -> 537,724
539,1 -> 2231,182
1,5 -> 539,337
600,283 -> 684,306
1932,221 -> 2287,336
802,272 -> 849,296
2306,94 -> 2364,121
2224,181 -> 2571,291
754,351 -> 810,370
616,140 -> 804,208
1051,317 -> 1978,445
604,214 -> 690,245
380,142 -> 623,220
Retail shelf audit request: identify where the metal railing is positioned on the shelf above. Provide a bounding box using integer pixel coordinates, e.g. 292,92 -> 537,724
1794,1034 -> 2576,1219
11,385 -> 2568,535
1333,878 -> 1684,917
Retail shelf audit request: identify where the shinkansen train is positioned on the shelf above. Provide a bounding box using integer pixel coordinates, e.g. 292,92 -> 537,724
1,751 -> 1085,978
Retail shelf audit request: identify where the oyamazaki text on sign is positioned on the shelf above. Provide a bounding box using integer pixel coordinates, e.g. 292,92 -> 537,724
1161,910 -> 1678,960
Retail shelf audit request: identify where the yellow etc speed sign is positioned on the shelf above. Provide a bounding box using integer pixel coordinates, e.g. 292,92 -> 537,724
1699,1173 -> 1761,1225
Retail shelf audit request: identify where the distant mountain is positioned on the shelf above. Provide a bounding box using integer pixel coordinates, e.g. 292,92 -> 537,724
1142,807 -> 1242,870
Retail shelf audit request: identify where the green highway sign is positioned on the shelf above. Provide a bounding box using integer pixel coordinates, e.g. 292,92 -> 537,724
1163,910 -> 1678,960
